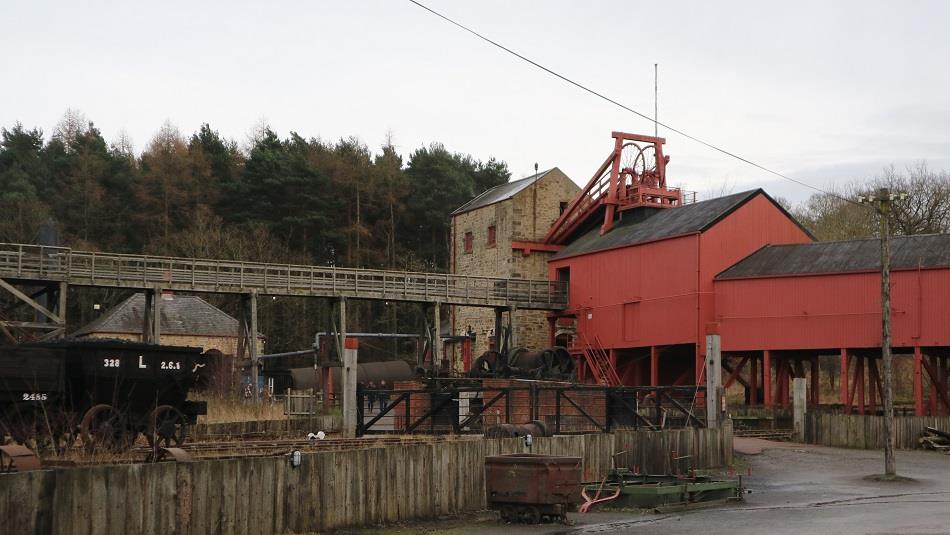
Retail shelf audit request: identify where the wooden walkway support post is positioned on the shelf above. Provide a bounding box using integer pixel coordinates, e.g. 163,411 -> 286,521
239,291 -> 260,401
432,301 -> 441,374
143,286 -> 161,344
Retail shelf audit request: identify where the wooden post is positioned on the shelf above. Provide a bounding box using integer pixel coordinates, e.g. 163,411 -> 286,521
763,350 -> 772,408
432,301 -> 441,374
810,356 -> 820,406
57,282 -> 67,337
840,349 -> 850,414
650,346 -> 659,386
914,346 -> 923,416
244,292 -> 259,402
793,377 -> 807,442
705,334 -> 722,428
143,287 -> 161,344
493,308 -> 503,353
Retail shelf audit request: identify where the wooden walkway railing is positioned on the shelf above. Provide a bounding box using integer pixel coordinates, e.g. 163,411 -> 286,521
0,243 -> 568,310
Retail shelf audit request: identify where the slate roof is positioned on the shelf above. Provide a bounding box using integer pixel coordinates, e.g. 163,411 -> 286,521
73,293 -> 244,337
451,168 -> 557,216
553,189 -> 805,260
717,233 -> 950,279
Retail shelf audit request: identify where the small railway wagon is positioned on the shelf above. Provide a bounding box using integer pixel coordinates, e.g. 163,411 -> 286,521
0,338 -> 207,451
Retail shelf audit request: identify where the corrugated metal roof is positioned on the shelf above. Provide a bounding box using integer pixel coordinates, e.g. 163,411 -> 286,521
73,293 -> 243,337
451,168 -> 556,215
716,233 -> 950,279
552,189 -> 768,260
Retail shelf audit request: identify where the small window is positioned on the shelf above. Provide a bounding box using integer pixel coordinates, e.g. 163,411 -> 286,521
559,201 -> 569,214
487,225 -> 496,247
464,231 -> 473,254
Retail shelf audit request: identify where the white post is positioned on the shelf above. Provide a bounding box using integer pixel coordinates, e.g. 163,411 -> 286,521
793,377 -> 807,442
339,298 -> 359,438
705,334 -> 722,428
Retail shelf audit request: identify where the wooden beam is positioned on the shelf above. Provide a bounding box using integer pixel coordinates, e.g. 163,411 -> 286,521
0,279 -> 63,323
723,356 -> 750,388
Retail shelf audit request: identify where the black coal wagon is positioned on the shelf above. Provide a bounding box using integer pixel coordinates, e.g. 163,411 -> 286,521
0,338 -> 207,452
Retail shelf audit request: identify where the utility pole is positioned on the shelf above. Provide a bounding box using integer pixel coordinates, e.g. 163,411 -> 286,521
859,187 -> 906,477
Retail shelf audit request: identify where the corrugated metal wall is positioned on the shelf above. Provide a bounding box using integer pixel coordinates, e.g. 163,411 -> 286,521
715,266 -> 950,351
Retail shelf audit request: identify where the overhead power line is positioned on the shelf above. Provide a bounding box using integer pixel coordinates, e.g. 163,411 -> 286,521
406,0 -> 863,207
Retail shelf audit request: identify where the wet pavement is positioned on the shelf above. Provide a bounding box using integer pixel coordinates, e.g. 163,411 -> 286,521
342,442 -> 950,535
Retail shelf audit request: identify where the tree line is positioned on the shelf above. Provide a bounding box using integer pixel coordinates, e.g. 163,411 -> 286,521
2,109 -> 947,353
0,109 -> 510,353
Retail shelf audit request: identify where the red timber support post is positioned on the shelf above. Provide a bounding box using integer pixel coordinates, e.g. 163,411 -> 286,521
856,356 -> 866,415
840,349 -> 850,414
930,355 -> 938,416
763,350 -> 773,408
650,346 -> 659,386
810,356 -> 820,406
750,355 -> 759,405
914,346 -> 924,416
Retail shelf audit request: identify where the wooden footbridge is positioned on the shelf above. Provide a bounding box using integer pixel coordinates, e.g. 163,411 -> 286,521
0,243 -> 568,405
0,243 -> 566,309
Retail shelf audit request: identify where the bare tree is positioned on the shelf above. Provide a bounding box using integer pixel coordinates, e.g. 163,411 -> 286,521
52,108 -> 88,153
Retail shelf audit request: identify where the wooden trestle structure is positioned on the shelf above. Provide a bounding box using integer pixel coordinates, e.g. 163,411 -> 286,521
722,349 -> 950,417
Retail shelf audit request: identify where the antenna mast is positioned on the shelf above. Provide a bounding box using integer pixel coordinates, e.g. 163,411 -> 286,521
654,63 -> 658,137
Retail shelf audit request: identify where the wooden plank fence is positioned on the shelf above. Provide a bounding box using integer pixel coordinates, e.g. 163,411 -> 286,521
806,413 -> 950,450
192,415 -> 341,440
0,425 -> 732,534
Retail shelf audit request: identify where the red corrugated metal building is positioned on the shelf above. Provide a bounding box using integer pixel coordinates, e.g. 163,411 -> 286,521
715,235 -> 950,416
542,132 -> 949,416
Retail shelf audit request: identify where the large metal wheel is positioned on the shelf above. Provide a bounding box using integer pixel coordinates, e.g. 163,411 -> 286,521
147,405 -> 187,449
80,404 -> 128,453
519,505 -> 541,524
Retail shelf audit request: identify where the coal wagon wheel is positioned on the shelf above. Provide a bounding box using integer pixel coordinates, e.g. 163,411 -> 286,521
80,404 -> 129,453
147,405 -> 188,449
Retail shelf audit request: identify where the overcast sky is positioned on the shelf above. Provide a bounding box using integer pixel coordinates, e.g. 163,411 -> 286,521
3,1 -> 948,204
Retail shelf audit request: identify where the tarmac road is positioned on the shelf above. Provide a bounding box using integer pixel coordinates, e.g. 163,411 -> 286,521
343,442 -> 950,535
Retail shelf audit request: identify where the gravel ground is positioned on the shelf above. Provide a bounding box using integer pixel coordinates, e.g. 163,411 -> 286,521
335,442 -> 950,535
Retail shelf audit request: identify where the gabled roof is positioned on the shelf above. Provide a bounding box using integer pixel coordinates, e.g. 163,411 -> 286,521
553,189 -> 804,260
451,168 -> 558,216
716,233 -> 950,279
73,293 -> 246,338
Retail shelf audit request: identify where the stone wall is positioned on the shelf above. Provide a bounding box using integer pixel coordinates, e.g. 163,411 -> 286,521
451,169 -> 580,362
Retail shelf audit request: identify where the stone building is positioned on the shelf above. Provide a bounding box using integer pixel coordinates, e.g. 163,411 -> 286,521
73,292 -> 264,355
450,168 -> 580,366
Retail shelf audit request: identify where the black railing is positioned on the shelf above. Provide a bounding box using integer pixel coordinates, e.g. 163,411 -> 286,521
356,384 -> 705,437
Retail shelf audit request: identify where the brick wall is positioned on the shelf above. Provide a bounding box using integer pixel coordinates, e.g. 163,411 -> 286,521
451,169 -> 580,364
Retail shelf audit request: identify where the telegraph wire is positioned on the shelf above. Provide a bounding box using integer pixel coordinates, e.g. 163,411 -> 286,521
406,0 -> 864,208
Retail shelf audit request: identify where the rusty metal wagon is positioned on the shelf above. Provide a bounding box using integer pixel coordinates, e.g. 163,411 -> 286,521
485,453 -> 582,523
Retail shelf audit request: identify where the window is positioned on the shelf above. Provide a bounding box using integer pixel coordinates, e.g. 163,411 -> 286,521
487,224 -> 496,247
464,231 -> 473,254
559,201 -> 569,214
